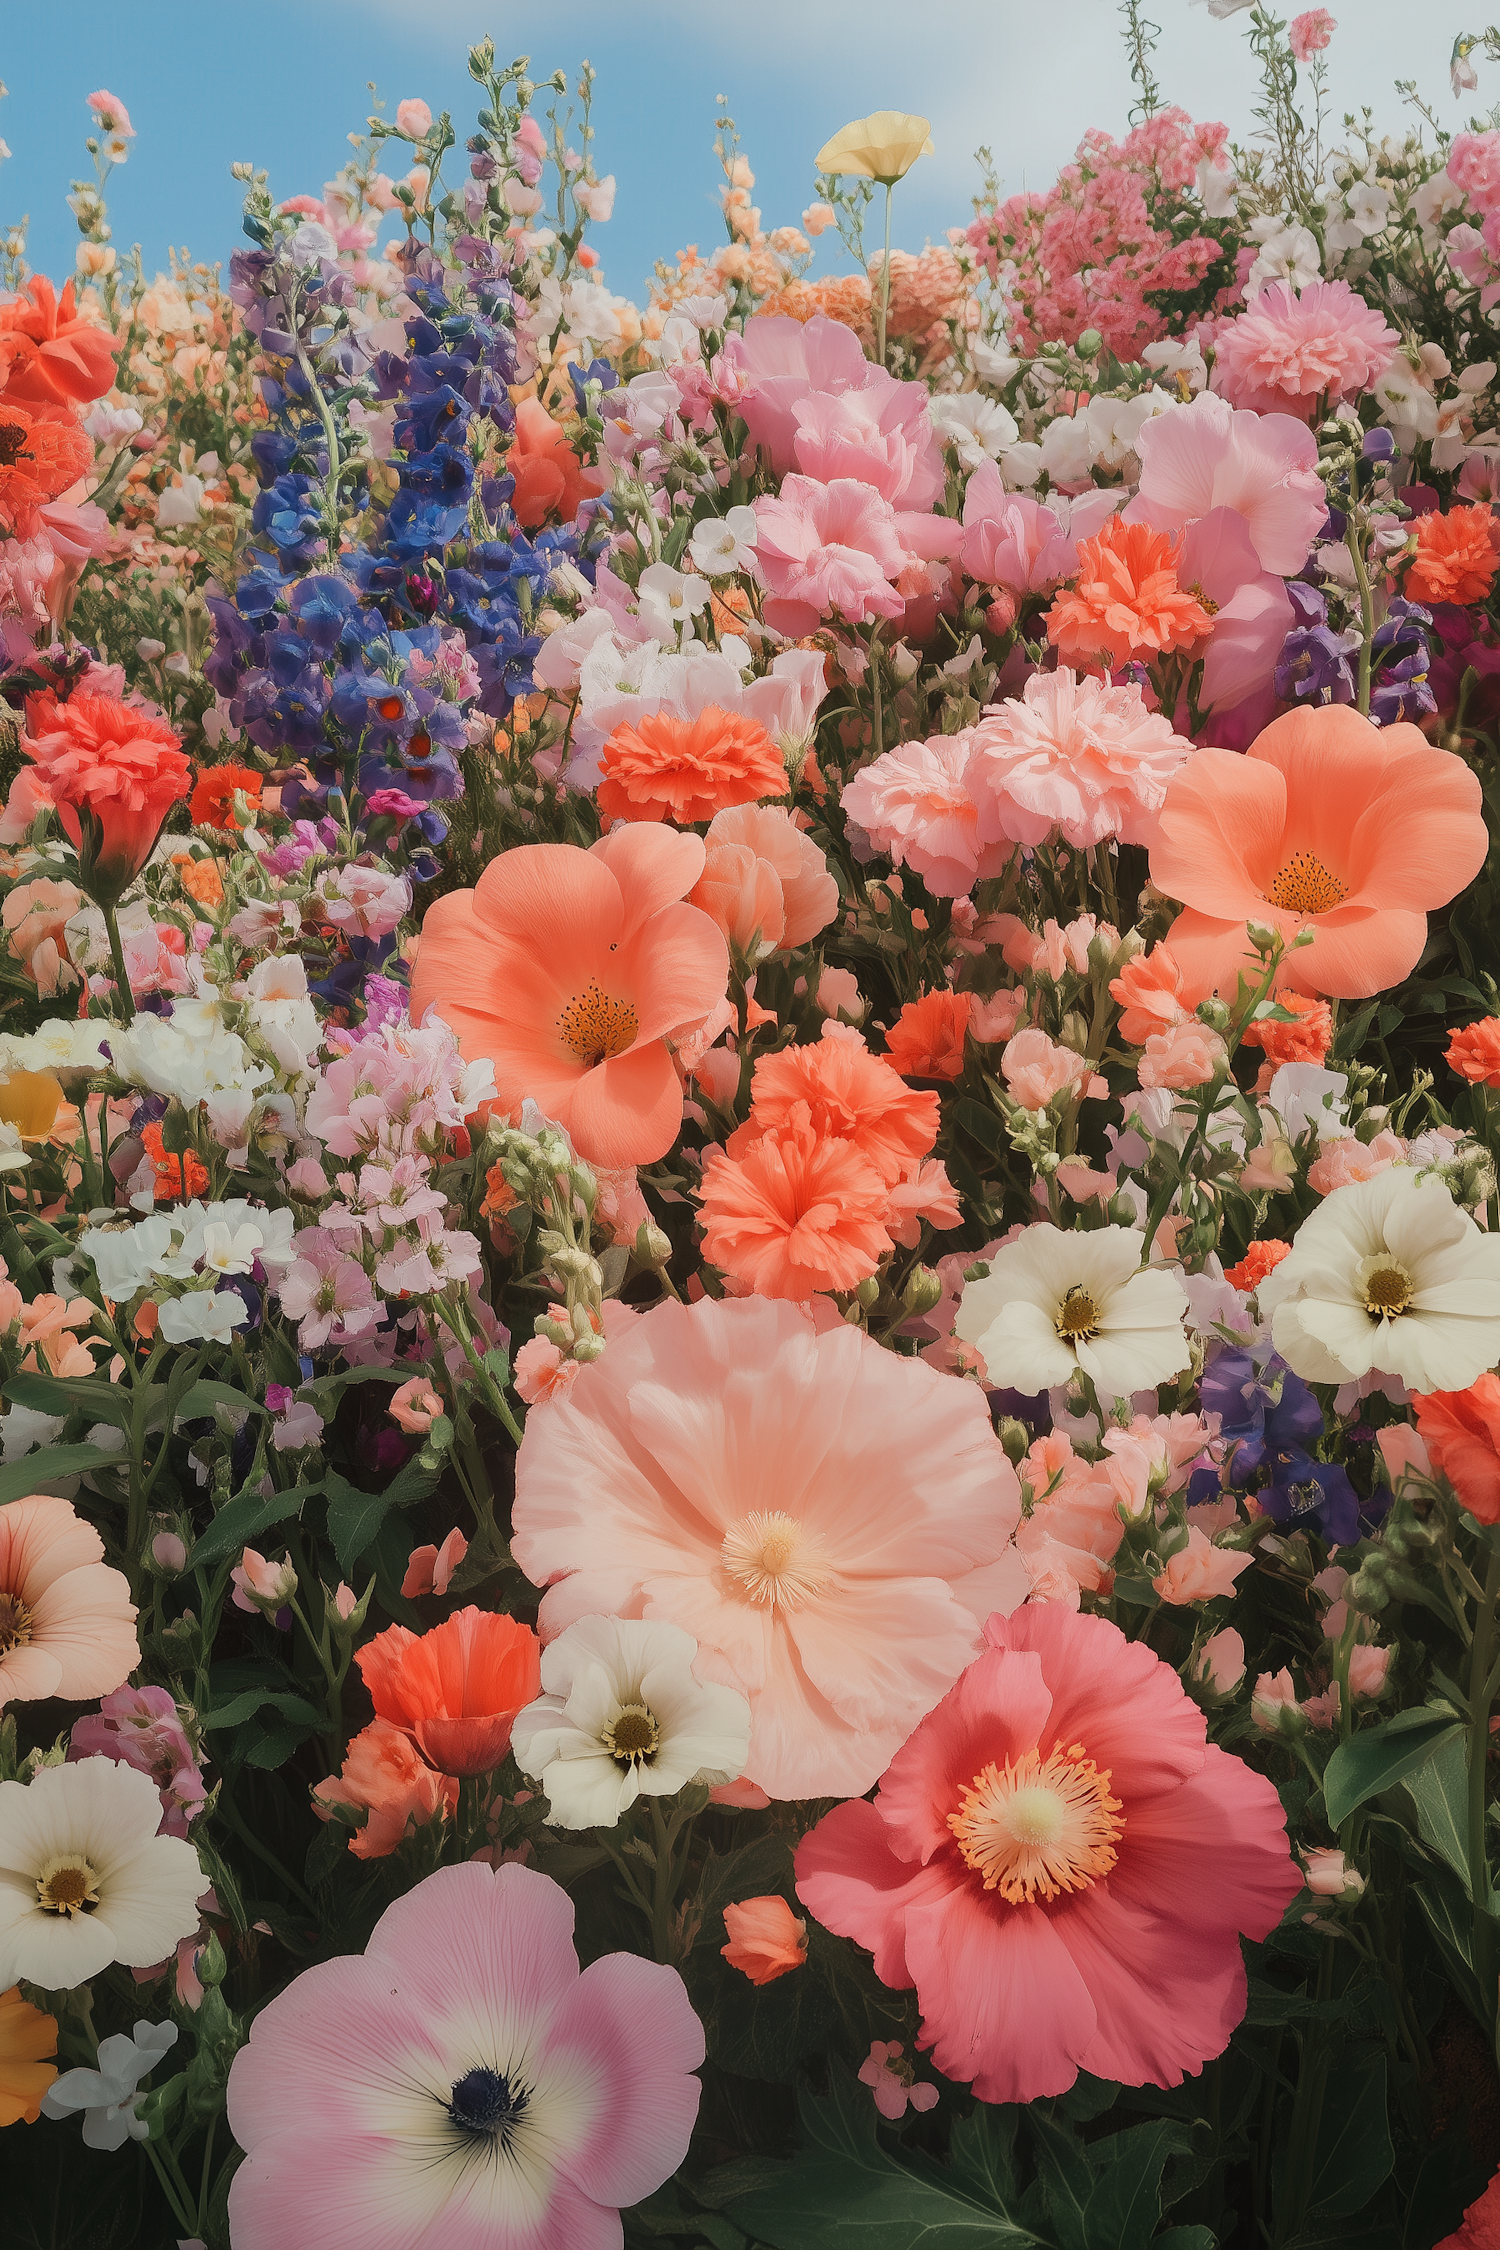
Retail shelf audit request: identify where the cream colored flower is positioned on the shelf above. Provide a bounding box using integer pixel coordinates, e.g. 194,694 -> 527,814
816,112 -> 934,185
955,1223 -> 1192,1400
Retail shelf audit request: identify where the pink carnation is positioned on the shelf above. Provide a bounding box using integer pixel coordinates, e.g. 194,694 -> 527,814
1211,281 -> 1398,423
1002,1028 -> 1100,1110
841,733 -> 1010,898
1288,10 -> 1335,62
1137,1020 -> 1227,1089
751,475 -> 953,638
1449,131 -> 1500,213
967,668 -> 1196,850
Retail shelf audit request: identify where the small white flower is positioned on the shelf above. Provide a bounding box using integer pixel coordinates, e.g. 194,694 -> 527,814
955,1223 -> 1193,1401
41,2019 -> 179,2150
970,338 -> 1020,387
635,561 -> 714,640
1348,181 -> 1392,238
157,475 -> 205,529
1267,1063 -> 1349,1144
512,1616 -> 752,1829
928,392 -> 1019,469
198,1222 -> 262,1276
0,1760 -> 204,1989
157,1289 -> 248,1346
1258,1169 -> 1500,1391
1196,158 -> 1238,219
689,507 -> 760,577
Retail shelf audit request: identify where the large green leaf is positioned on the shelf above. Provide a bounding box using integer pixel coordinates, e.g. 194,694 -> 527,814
187,1479 -> 323,1568
4,1370 -> 134,1429
1322,1709 -> 1462,1828
1397,1729 -> 1473,1890
175,1377 -> 267,1421
1273,2045 -> 1394,2226
200,1685 -> 321,1731
1031,2112 -> 1193,2250
0,1443 -> 126,1502
326,1450 -> 442,1575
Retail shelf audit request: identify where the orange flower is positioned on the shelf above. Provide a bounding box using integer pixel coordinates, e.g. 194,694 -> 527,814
172,854 -> 225,909
189,761 -> 263,832
313,1718 -> 458,1860
506,397 -> 608,529
1405,503 -> 1499,607
597,707 -> 788,826
1149,703 -> 1489,1000
1046,518 -> 1213,672
0,276 -> 118,409
22,692 -> 191,907
0,1069 -> 63,1139
1448,1018 -> 1500,1089
884,988 -> 971,1080
734,1037 -> 939,1185
0,1985 -> 57,2125
140,1122 -> 211,1202
1109,943 -> 1187,1044
699,1112 -> 893,1297
356,1607 -> 541,1778
1223,1240 -> 1293,1293
1413,1374 -> 1500,1525
1241,989 -> 1333,1068
721,1895 -> 808,1986
0,402 -> 92,539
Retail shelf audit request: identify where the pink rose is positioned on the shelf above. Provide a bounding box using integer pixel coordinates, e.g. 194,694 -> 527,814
1137,1019 -> 1228,1089
1001,1028 -> 1101,1111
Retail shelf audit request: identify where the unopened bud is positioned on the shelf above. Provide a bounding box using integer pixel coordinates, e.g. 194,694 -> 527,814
996,1417 -> 1030,1465
1195,997 -> 1231,1033
900,1265 -> 943,1317
1245,919 -> 1280,954
634,1220 -> 672,1268
1302,1847 -> 1365,1902
1106,1190 -> 1138,1228
196,1931 -> 228,1988
984,590 -> 1018,635
855,1275 -> 881,1310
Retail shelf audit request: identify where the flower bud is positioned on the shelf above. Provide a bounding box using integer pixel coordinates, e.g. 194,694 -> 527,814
855,1275 -> 881,1310
1190,1627 -> 1246,1700
634,1220 -> 673,1268
1106,1190 -> 1138,1228
900,1265 -> 943,1317
1245,920 -> 1280,954
996,1417 -> 1030,1466
984,590 -> 1018,635
1251,1667 -> 1306,1737
1194,997 -> 1231,1033
1301,1847 -> 1365,1901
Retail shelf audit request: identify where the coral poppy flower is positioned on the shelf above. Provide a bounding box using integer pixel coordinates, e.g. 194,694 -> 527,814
0,1985 -> 57,2126
22,693 -> 191,908
410,826 -> 729,1169
314,1718 -> 459,1859
0,1495 -> 138,1707
1149,704 -> 1488,1000
1405,504 -> 1500,607
699,1113 -> 894,1296
794,1605 -> 1299,2103
884,989 -> 971,1080
1448,1018 -> 1500,1088
357,1607 -> 541,1778
0,404 -> 92,539
597,706 -> 788,825
226,1862 -> 703,2250
505,396 -> 608,529
735,1038 -> 939,1184
1045,519 -> 1213,673
189,761 -> 263,832
0,277 -> 118,410
513,1295 -> 1022,1799
1413,1374 -> 1500,1525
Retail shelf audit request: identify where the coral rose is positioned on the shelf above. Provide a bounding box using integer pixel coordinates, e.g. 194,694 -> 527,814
794,1605 -> 1299,2103
1223,1239 -> 1292,1293
21,692 -> 191,908
0,276 -> 118,410
1413,1374 -> 1500,1525
1449,1018 -> 1500,1088
0,404 -> 93,539
1149,704 -> 1488,1000
598,706 -> 787,826
410,826 -> 729,1168
699,1114 -> 893,1297
1242,989 -> 1333,1070
0,1494 -> 138,1707
1002,1028 -> 1099,1110
505,396 -> 608,529
689,801 -> 837,956
1045,519 -> 1212,673
1405,504 -> 1500,607
884,989 -> 970,1080
356,1608 -> 541,1777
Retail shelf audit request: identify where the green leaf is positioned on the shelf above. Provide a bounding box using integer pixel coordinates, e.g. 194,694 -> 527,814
1322,1710 -> 1463,1828
1396,1729 -> 1472,1890
952,1097 -> 1003,1155
0,1443 -> 126,1502
325,1449 -> 441,1576
723,2069 -> 1041,2249
944,2104 -> 1025,2212
4,1371 -> 133,1429
242,1719 -> 320,1770
1031,2113 -> 1192,2250
1281,2044 -> 1394,2222
0,2117 -> 145,2248
175,1378 -> 267,1422
186,1480 -> 321,1569
200,1686 -> 321,1731
1410,1860 -> 1488,2020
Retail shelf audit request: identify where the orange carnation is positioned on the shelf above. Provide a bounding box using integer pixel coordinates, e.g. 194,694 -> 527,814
189,761 -> 263,832
0,276 -> 117,410
506,397 -> 608,529
699,1113 -> 893,1297
1223,1239 -> 1293,1293
172,854 -> 225,909
1448,1017 -> 1500,1089
140,1123 -> 211,1203
1046,518 -> 1213,672
1241,989 -> 1334,1069
314,1718 -> 458,1860
22,692 -> 191,907
0,402 -> 92,539
884,988 -> 971,1080
1405,504 -> 1499,607
598,706 -> 788,826
736,1037 -> 939,1184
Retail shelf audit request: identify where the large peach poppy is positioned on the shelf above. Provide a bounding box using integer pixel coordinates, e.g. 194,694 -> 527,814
1148,705 -> 1488,1000
410,826 -> 729,1168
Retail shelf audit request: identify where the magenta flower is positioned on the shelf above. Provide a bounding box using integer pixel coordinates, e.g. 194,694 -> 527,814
225,1861 -> 704,2247
69,1686 -> 206,1839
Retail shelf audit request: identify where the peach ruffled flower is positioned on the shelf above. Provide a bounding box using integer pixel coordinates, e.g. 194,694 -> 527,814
968,668 -> 1196,850
1152,1525 -> 1254,1605
1001,1028 -> 1103,1110
0,403 -> 93,540
968,987 -> 1028,1044
513,1335 -> 583,1404
1405,504 -> 1500,607
1045,520 -> 1212,674
699,1112 -> 894,1297
1137,1020 -> 1227,1089
884,990 -> 970,1080
720,1895 -> 808,1986
734,1038 -> 939,1186
1222,1240 -> 1292,1293
4,876 -> 82,997
0,276 -> 117,409
1210,281 -> 1397,422
410,826 -> 729,1169
688,801 -> 836,956
598,707 -> 788,827
1242,989 -> 1333,1072
1305,1130 -> 1402,1196
1448,1018 -> 1500,1088
1110,943 -> 1188,1044
0,1494 -> 138,1707
841,732 -> 1011,898
314,1717 -> 458,1859
1149,704 -> 1489,1000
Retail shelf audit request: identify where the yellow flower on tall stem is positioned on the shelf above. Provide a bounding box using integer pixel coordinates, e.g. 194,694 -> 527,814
815,111 -> 933,367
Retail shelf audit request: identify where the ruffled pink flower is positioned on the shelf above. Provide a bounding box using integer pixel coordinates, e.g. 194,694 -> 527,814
1288,9 -> 1335,61
318,864 -> 411,939
794,1605 -> 1299,2103
69,1685 -> 205,1838
751,475 -> 954,638
724,315 -> 926,483
1129,390 -> 1326,576
388,1376 -> 444,1434
787,381 -> 945,510
960,460 -> 1079,592
840,733 -> 1011,898
1211,281 -> 1398,423
1305,1129 -> 1403,1195
513,1335 -> 583,1406
967,668 -> 1195,849
276,1230 -> 378,1351
1001,1029 -> 1101,1110
1137,1019 -> 1227,1089
859,2039 -> 939,2120
512,1295 -> 1022,1799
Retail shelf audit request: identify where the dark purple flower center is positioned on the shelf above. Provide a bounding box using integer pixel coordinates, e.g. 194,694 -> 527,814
448,2066 -> 524,2137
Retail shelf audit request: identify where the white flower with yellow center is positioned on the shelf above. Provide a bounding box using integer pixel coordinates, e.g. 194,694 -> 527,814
0,1758 -> 204,1988
511,1616 -> 752,1830
1256,1167 -> 1500,1391
955,1222 -> 1193,1401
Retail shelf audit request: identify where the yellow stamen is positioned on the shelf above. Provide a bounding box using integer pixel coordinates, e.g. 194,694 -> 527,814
721,1510 -> 832,1609
1055,1287 -> 1100,1342
948,1741 -> 1124,1904
36,1853 -> 102,1917
557,982 -> 640,1069
1269,852 -> 1348,917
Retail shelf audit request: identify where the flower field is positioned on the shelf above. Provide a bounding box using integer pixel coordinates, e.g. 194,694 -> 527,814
10,6 -> 1500,2243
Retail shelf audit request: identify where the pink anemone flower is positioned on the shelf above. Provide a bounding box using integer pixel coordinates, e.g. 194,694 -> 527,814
410,825 -> 729,1169
511,1295 -> 1022,1800
226,1861 -> 703,2249
795,1605 -> 1299,2104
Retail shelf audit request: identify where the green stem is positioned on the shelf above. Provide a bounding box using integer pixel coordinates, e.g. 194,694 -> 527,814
197,2113 -> 220,2233
143,2141 -> 198,2237
215,1785 -> 317,1913
103,900 -> 136,1025
1470,1543 -> 1500,2038
1348,516 -> 1375,718
876,182 -> 893,368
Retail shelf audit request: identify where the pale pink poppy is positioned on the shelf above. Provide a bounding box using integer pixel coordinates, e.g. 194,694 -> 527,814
1128,389 -> 1327,575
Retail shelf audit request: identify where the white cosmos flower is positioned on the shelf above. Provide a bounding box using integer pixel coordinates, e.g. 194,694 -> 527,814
955,1222 -> 1193,1401
1256,1168 -> 1500,1392
928,392 -> 1020,469
0,1759 -> 204,1988
512,1616 -> 751,1829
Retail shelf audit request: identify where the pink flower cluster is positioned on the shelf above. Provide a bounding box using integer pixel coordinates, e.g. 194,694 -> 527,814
1210,281 -> 1398,422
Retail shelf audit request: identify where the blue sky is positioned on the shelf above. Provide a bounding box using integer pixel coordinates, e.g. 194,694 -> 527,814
0,1 -> 1491,303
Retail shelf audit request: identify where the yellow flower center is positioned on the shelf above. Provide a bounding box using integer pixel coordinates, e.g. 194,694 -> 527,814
1269,851 -> 1348,917
36,1852 -> 102,1917
601,1703 -> 661,1766
721,1510 -> 833,1609
1357,1255 -> 1415,1319
1054,1287 -> 1100,1342
557,982 -> 640,1070
948,1741 -> 1124,1903
0,1591 -> 33,1653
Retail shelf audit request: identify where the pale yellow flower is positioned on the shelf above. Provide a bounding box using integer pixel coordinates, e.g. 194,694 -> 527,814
816,111 -> 933,186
